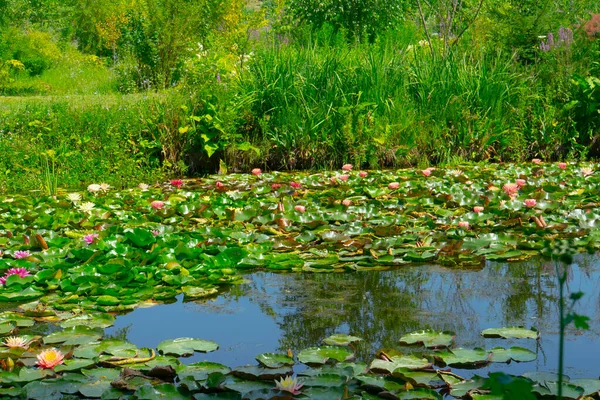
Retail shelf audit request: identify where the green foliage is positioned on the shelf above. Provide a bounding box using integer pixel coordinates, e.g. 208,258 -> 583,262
287,0 -> 408,42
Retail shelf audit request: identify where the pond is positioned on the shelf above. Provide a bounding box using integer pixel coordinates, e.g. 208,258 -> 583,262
107,254 -> 600,380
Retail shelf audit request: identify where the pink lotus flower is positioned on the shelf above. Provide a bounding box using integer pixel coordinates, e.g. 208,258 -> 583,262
151,230 -> 160,236
359,171 -> 368,178
13,251 -> 30,259
342,164 -> 353,171
36,348 -> 64,369
83,234 -> 99,245
524,199 -> 537,207
342,199 -> 352,207
532,158 -> 542,164
502,183 -> 519,196
421,169 -> 432,177
457,221 -> 470,229
170,179 -> 183,189
473,206 -> 484,213
0,268 -> 30,285
516,179 -> 526,187
388,182 -> 400,190
216,181 -> 225,189
339,174 -> 349,181
290,182 -> 301,189
294,205 -> 306,213
330,176 -> 337,183
150,200 -> 165,210
275,376 -> 304,395
558,162 -> 567,169
271,183 -> 282,190
251,168 -> 262,176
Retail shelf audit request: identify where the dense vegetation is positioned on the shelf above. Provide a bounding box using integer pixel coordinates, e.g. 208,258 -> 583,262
0,0 -> 600,192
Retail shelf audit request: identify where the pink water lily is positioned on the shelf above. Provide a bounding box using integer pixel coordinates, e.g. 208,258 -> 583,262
13,251 -> 30,259
516,179 -> 526,187
524,199 -> 537,207
170,179 -> 183,188
251,168 -> 262,176
294,205 -> 306,213
342,199 -> 352,207
0,268 -> 30,285
388,182 -> 400,190
532,158 -> 542,164
359,171 -> 368,178
421,169 -> 432,177
473,206 -> 484,213
215,181 -> 225,189
290,182 -> 301,189
83,234 -> 99,245
342,164 -> 353,171
271,183 -> 282,190
339,174 -> 349,181
36,348 -> 64,369
558,162 -> 567,169
457,221 -> 470,229
275,376 -> 304,395
150,200 -> 165,210
502,183 -> 519,197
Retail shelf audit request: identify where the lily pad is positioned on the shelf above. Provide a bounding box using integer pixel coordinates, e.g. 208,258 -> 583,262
489,347 -> 537,363
255,353 -> 295,368
323,333 -> 363,346
297,346 -> 354,365
398,330 -> 455,349
481,327 -> 539,340
156,338 -> 219,357
434,348 -> 492,369
44,326 -> 104,345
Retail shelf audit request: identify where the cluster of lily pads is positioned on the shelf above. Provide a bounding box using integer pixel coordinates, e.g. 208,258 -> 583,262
1,161 -> 600,397
1,309 -> 599,400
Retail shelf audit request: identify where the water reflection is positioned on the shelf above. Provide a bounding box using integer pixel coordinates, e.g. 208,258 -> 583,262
107,254 -> 600,378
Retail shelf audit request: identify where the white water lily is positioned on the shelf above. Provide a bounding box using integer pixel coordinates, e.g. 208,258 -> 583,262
99,183 -> 110,192
78,202 -> 95,213
66,193 -> 81,202
138,183 -> 149,191
87,184 -> 101,193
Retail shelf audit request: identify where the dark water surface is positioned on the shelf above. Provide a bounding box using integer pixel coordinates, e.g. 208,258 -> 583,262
106,255 -> 600,379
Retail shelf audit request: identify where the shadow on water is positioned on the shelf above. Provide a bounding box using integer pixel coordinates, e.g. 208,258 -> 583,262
106,254 -> 600,378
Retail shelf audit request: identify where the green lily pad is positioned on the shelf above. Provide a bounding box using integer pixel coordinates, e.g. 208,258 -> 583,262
434,348 -> 491,369
570,379 -> 600,396
60,313 -> 116,329
54,358 -> 97,372
370,354 -> 432,373
323,333 -> 363,346
44,326 -> 104,345
157,338 -> 219,357
134,383 -> 190,400
78,380 -> 112,398
256,353 -> 295,368
481,327 -> 539,340
398,330 -> 455,349
532,381 -> 584,399
489,347 -> 537,363
297,346 -> 354,365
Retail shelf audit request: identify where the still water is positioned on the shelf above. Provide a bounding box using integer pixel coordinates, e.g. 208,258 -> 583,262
106,255 -> 600,379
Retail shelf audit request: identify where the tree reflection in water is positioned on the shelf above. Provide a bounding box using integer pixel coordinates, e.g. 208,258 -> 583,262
243,254 -> 600,375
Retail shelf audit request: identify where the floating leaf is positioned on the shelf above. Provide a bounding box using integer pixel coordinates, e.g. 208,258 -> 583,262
255,353 -> 295,368
399,330 -> 455,349
323,333 -> 363,346
297,346 -> 354,365
481,327 -> 539,340
156,338 -> 219,357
